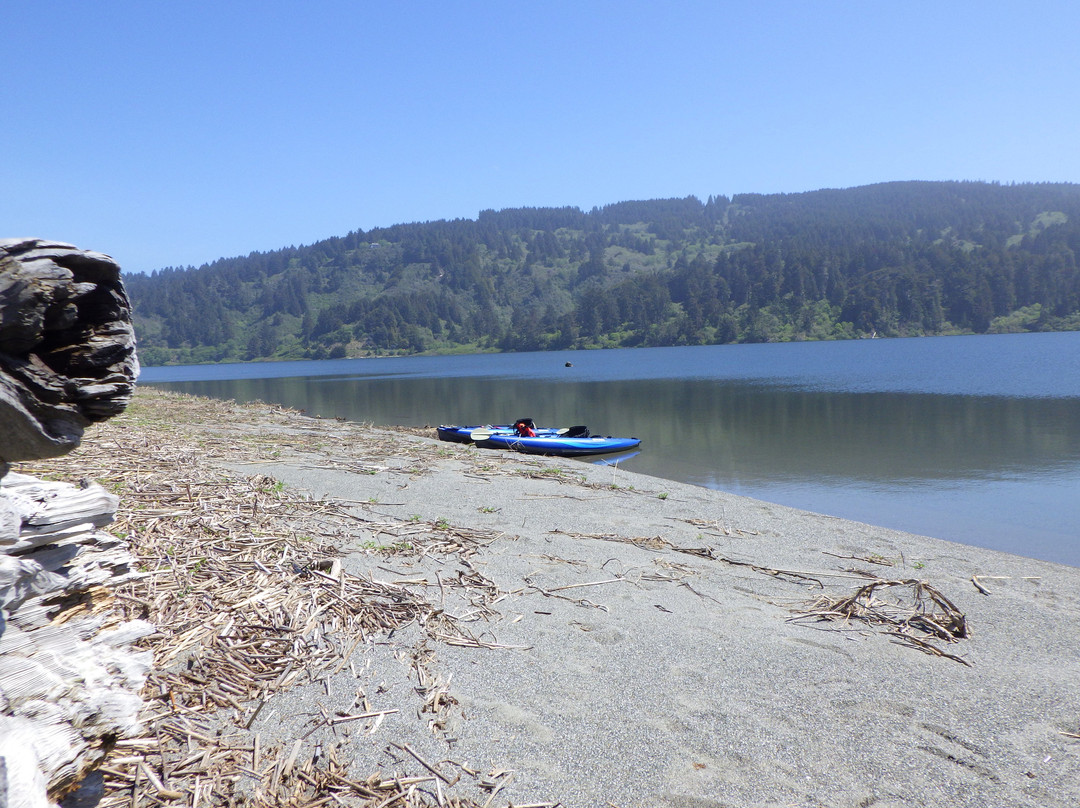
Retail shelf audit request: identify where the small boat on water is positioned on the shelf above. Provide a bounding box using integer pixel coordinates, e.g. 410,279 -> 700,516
437,419 -> 640,457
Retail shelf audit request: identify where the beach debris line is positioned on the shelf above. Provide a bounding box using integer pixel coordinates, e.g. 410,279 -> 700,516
548,528 -> 826,588
822,549 -> 896,567
16,390 -> 550,808
669,514 -> 761,539
547,528 -> 971,665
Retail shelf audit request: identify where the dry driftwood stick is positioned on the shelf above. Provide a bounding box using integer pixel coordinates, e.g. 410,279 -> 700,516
546,576 -> 628,592
886,631 -> 972,666
402,743 -> 457,785
822,550 -> 895,566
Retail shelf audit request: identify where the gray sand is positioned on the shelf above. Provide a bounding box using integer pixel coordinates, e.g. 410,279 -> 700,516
224,426 -> 1080,808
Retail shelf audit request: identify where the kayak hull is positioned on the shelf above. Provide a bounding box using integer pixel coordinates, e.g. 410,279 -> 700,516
475,434 -> 641,457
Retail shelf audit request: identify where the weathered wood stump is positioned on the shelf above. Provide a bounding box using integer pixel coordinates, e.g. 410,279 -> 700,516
0,238 -> 139,468
1,240 -> 146,808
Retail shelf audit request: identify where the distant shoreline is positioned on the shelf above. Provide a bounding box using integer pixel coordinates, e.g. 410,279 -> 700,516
136,327 -> 1080,369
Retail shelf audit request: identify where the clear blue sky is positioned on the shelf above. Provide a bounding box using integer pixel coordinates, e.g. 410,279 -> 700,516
5,1 -> 1079,274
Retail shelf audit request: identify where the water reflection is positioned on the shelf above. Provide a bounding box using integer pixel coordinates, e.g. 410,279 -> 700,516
155,375 -> 1080,488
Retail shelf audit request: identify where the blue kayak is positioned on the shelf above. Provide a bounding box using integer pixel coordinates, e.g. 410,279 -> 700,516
474,433 -> 641,457
437,425 -> 508,443
436,424 -> 574,443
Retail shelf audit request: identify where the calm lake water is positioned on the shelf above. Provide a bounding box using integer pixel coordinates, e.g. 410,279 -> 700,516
141,332 -> 1080,567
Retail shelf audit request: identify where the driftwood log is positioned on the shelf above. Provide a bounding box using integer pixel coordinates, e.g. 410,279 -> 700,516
0,238 -> 138,468
1,240 -> 145,808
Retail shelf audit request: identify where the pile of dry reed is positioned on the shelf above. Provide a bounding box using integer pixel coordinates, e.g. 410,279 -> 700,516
792,579 -> 971,665
18,390 -> 546,808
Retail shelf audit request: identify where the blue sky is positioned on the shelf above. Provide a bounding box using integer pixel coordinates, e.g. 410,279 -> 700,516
5,1 -> 1079,274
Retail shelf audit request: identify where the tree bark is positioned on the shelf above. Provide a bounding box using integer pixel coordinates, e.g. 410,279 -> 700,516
0,239 -> 139,465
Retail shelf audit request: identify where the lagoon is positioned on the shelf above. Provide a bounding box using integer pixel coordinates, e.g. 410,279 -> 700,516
141,332 -> 1080,567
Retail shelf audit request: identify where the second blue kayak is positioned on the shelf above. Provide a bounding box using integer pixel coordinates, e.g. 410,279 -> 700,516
436,424 -> 571,443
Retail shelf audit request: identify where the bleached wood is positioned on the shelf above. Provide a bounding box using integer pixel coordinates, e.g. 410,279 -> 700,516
0,474 -> 152,807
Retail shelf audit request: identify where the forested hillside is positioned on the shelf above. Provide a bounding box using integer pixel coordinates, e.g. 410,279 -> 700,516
125,181 -> 1080,365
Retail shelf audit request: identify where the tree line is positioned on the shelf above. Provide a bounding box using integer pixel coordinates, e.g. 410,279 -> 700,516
124,181 -> 1080,365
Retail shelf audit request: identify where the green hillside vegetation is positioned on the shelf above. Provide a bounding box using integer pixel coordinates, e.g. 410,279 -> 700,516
124,181 -> 1080,365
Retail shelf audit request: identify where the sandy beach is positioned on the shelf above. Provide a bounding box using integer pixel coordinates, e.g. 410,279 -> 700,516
22,389 -> 1080,808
